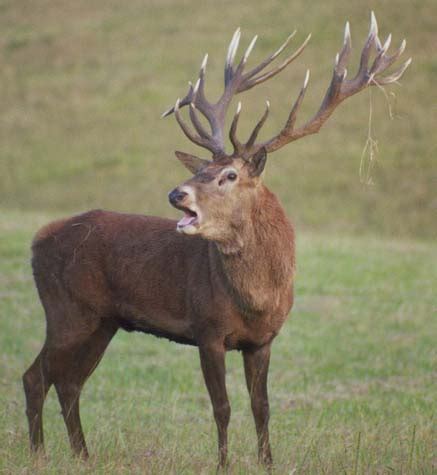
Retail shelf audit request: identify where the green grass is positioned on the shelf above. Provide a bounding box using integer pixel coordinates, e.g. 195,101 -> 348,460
0,210 -> 435,474
0,0 -> 436,239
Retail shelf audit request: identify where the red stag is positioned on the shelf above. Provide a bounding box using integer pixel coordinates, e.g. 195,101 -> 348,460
23,12 -> 409,468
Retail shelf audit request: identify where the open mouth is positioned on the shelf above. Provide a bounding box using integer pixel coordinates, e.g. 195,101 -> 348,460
176,206 -> 199,231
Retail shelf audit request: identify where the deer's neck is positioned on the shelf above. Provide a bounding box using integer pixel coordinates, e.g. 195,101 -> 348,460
213,185 -> 295,317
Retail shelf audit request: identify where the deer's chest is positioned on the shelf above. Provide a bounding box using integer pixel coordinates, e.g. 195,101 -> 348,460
191,281 -> 293,350
222,299 -> 293,350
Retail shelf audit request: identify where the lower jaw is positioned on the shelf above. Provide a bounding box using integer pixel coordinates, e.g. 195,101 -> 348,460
176,223 -> 199,235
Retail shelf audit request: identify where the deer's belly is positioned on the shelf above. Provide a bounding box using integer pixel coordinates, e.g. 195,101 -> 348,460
115,301 -> 196,346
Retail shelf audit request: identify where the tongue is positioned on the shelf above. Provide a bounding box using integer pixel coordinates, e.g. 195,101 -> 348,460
178,213 -> 196,227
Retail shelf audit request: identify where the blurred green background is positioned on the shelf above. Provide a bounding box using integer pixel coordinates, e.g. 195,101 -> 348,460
1,0 -> 435,239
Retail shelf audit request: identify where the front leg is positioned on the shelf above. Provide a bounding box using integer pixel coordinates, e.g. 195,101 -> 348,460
198,344 -> 230,469
243,343 -> 273,466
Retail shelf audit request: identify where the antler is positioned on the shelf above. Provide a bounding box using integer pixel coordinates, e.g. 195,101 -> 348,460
163,11 -> 411,160
162,28 -> 311,159
260,12 -> 411,154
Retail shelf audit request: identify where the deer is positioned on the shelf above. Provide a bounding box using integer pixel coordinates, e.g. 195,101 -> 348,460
23,12 -> 409,469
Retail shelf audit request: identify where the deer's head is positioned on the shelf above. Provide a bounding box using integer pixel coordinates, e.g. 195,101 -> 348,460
168,149 -> 267,242
165,13 -> 410,242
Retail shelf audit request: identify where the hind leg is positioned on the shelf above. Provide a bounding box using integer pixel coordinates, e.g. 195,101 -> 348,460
53,321 -> 117,457
23,347 -> 52,452
54,325 -> 117,458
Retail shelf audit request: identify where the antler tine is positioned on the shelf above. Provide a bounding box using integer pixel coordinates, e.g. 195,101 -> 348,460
374,57 -> 412,85
161,82 -> 194,118
368,33 -> 390,75
224,31 -> 257,86
225,28 -> 242,86
189,103 -> 212,140
284,70 -> 311,135
370,38 -> 405,77
162,53 -> 211,119
174,99 -> 221,155
381,33 -> 392,53
356,11 -> 378,80
196,54 -> 210,106
229,102 -> 243,155
238,33 -> 312,93
241,31 -> 297,83
335,21 -> 352,75
246,101 -> 270,149
240,35 -> 258,70
173,99 -> 203,146
261,70 -> 310,151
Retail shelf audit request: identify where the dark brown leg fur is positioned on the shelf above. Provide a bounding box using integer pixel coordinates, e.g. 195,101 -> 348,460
23,314 -> 116,456
53,322 -> 117,457
243,344 -> 273,467
23,347 -> 51,452
199,345 -> 230,469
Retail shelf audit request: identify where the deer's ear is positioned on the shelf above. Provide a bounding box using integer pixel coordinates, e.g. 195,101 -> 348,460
175,151 -> 210,175
248,147 -> 267,177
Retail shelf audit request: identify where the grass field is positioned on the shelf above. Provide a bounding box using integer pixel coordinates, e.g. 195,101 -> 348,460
0,211 -> 436,474
1,0 -> 436,473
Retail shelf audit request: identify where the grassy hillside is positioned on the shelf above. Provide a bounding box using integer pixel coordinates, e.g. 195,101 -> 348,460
0,210 -> 436,473
0,0 -> 436,238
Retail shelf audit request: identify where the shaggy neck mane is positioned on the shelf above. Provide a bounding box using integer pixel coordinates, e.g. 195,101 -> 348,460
213,185 -> 295,317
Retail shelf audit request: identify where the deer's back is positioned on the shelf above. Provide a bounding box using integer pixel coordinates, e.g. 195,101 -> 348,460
32,210 -> 207,345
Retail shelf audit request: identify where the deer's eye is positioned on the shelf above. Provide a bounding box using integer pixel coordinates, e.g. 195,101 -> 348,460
218,171 -> 238,186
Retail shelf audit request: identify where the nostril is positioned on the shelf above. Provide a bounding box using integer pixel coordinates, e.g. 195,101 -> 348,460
168,189 -> 188,205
